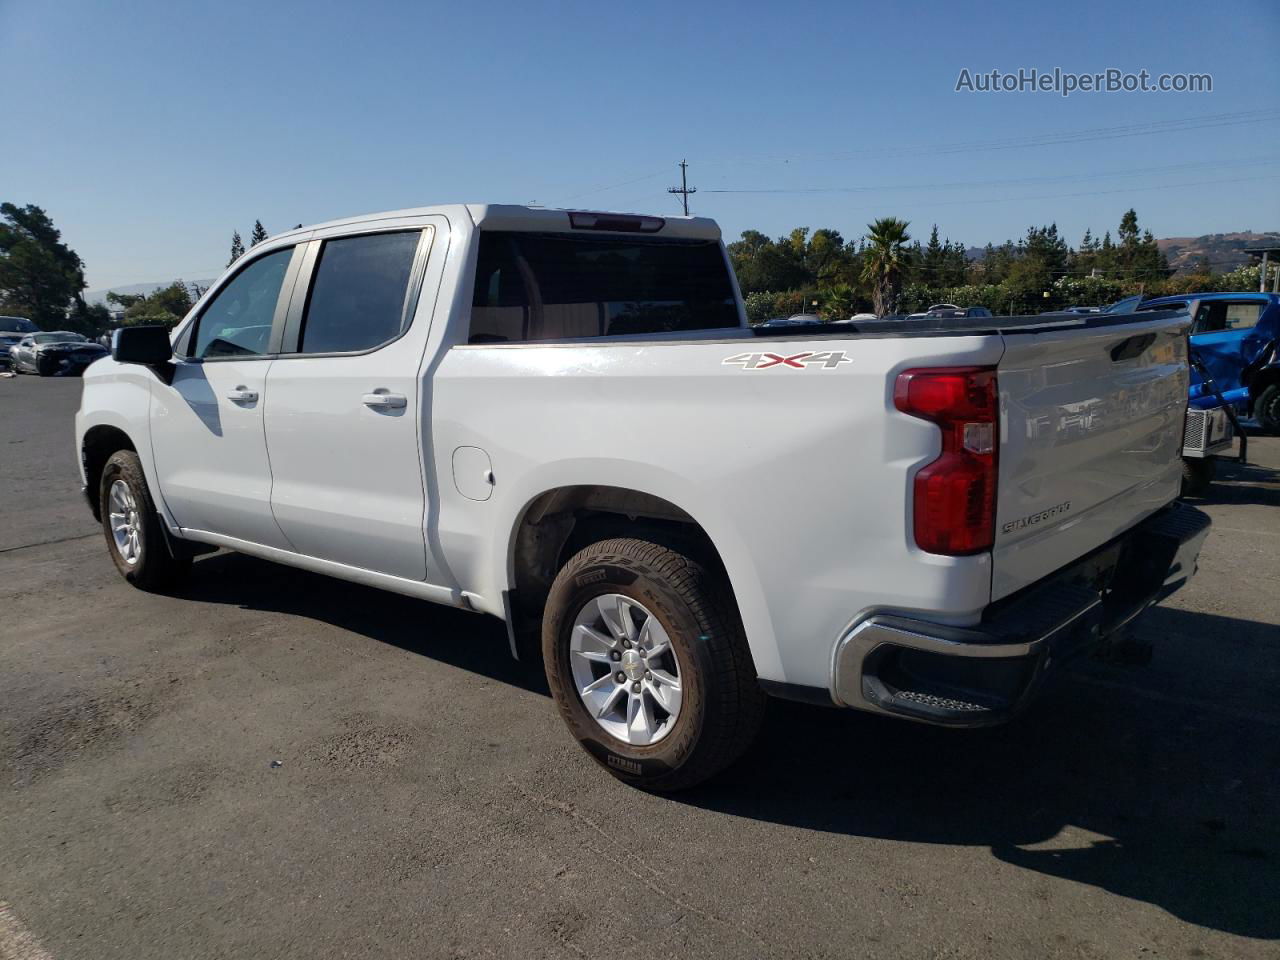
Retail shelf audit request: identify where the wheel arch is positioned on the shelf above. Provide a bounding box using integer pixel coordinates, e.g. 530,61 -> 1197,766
502,482 -> 773,676
81,424 -> 138,521
1247,364 -> 1280,414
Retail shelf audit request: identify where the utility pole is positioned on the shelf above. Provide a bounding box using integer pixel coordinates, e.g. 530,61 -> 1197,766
667,159 -> 697,215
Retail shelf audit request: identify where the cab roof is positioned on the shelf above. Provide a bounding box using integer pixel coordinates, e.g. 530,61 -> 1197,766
269,204 -> 721,244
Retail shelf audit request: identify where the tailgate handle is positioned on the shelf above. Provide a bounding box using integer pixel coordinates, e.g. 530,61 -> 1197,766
1110,333 -> 1156,362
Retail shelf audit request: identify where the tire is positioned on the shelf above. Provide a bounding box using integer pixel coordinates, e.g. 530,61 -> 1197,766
1255,383 -> 1280,435
542,537 -> 765,792
99,450 -> 191,591
1181,457 -> 1215,498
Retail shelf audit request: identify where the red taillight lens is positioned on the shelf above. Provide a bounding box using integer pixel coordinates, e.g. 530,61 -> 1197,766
894,367 -> 998,555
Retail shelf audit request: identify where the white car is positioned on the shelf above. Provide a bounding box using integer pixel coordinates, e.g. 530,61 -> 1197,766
76,204 -> 1209,790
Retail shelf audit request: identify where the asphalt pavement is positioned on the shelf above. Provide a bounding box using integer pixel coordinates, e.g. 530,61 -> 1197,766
1,373 -> 1277,959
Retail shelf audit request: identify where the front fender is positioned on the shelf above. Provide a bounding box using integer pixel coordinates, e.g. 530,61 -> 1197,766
76,361 -> 171,527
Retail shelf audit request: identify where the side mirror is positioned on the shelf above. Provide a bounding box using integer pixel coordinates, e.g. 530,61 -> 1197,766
112,325 -> 173,365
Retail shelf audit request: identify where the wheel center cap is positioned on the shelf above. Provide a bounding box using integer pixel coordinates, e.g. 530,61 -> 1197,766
621,649 -> 645,681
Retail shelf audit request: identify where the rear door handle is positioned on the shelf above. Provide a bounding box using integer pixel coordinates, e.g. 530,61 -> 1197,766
362,392 -> 407,409
226,388 -> 258,403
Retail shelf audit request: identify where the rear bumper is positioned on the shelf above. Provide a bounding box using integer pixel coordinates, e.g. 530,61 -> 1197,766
832,502 -> 1211,726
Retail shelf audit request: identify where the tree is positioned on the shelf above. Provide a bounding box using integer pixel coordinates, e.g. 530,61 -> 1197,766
112,280 -> 194,328
819,283 -> 860,321
1111,210 -> 1168,285
229,230 -> 245,266
1004,224 -> 1069,310
923,225 -> 944,285
250,220 -> 268,246
726,230 -> 808,295
860,217 -> 912,316
0,202 -> 91,330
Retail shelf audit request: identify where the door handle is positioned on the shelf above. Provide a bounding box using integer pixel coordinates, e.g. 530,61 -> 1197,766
362,392 -> 407,409
226,388 -> 259,403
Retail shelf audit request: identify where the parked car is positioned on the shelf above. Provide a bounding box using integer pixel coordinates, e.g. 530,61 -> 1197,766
759,314 -> 823,328
900,306 -> 993,321
0,315 -> 39,368
1135,292 -> 1280,433
1063,305 -> 1104,315
928,305 -> 993,320
10,331 -> 109,376
76,204 -> 1209,791
1103,295 -> 1147,315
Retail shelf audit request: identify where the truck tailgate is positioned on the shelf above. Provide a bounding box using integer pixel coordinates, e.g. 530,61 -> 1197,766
992,312 -> 1190,600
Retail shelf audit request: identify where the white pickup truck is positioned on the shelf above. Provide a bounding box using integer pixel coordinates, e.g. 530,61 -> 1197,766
76,204 -> 1210,790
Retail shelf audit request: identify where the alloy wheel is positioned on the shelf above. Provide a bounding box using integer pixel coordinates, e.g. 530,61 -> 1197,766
108,479 -> 142,566
568,593 -> 683,746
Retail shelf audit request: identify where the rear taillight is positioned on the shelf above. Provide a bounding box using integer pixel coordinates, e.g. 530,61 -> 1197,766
893,366 -> 998,556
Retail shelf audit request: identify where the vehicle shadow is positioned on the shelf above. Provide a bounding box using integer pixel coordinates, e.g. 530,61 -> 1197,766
178,555 -> 1277,939
181,551 -> 547,695
675,605 -> 1279,940
1191,457 -> 1280,508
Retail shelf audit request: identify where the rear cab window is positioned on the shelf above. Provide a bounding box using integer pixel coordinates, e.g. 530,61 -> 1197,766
468,232 -> 739,343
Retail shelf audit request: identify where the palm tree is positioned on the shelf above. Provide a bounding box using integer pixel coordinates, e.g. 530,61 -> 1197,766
860,218 -> 912,317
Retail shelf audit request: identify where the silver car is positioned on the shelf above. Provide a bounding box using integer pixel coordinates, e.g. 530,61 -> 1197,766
9,331 -> 108,376
0,315 -> 39,369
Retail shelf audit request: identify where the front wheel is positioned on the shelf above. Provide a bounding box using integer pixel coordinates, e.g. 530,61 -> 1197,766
542,537 -> 765,792
99,450 -> 190,591
1255,383 -> 1280,434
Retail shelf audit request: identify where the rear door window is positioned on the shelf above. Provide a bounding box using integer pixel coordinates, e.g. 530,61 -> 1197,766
1193,301 -> 1263,333
297,231 -> 423,354
469,232 -> 738,343
1223,301 -> 1263,330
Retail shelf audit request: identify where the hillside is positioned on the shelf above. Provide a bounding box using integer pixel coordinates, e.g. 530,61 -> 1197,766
1156,231 -> 1279,274
83,280 -> 215,307
965,230 -> 1277,274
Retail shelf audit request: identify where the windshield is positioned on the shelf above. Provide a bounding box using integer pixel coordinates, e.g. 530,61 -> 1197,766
469,232 -> 739,343
34,332 -> 87,344
0,316 -> 37,333
1103,295 -> 1144,315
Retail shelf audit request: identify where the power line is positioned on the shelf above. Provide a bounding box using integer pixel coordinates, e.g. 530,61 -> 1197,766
702,156 -> 1279,195
564,168 -> 667,202
699,109 -> 1280,168
667,160 -> 697,215
702,173 -> 1280,211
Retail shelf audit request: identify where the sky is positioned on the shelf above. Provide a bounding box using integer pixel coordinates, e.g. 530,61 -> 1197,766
2,0 -> 1278,290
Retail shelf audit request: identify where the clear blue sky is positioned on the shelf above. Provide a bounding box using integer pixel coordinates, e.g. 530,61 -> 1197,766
2,0 -> 1277,290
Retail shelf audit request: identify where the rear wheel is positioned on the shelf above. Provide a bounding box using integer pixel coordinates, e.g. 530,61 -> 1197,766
542,537 -> 765,792
1255,383 -> 1280,434
1181,457 -> 1215,498
99,450 -> 190,591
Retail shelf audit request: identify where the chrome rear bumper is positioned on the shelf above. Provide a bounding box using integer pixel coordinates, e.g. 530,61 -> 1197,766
832,502 -> 1211,726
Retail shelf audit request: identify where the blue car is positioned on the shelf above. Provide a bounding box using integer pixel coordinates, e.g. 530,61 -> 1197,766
1134,292 -> 1280,431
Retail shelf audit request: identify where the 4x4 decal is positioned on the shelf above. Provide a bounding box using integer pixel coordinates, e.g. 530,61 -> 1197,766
722,351 -> 852,370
